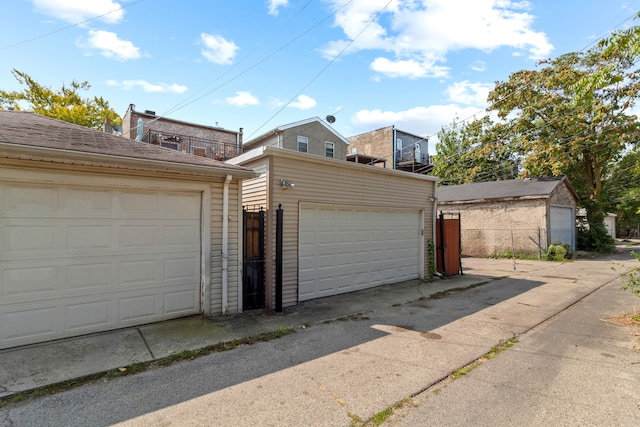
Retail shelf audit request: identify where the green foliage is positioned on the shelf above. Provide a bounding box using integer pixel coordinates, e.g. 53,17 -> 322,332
427,239 -> 436,277
489,251 -> 539,260
622,251 -> 640,296
485,42 -> 640,252
545,244 -> 567,261
433,116 -> 520,185
577,220 -> 615,253
604,147 -> 640,226
0,69 -> 121,130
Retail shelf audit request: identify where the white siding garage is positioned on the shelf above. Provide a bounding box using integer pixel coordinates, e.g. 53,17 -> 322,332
299,205 -> 422,301
0,177 -> 204,349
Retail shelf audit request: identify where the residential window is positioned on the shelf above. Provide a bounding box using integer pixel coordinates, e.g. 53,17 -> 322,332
161,142 -> 179,150
325,142 -> 335,158
297,136 -> 308,153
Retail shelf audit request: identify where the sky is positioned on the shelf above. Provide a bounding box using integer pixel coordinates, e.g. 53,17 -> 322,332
2,0 -> 640,154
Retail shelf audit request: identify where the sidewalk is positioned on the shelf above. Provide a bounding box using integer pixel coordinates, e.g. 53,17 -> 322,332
1,251 -> 637,402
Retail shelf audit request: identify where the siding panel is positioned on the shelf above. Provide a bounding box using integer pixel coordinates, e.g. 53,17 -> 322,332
270,154 -> 434,308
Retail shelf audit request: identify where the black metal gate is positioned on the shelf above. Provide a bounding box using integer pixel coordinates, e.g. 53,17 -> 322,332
243,208 -> 265,310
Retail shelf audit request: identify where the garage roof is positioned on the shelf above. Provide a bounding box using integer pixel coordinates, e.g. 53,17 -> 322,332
438,176 -> 579,203
0,111 -> 254,177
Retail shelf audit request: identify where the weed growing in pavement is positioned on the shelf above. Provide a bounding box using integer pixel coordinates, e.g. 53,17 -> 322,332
0,327 -> 296,408
449,338 -> 519,380
621,251 -> 640,296
349,398 -> 416,427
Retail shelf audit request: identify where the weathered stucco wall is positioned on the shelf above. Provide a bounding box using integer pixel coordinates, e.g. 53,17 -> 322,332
439,199 -> 548,257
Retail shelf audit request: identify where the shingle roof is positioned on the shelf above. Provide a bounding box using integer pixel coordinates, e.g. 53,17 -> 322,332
437,176 -> 578,203
0,111 -> 250,174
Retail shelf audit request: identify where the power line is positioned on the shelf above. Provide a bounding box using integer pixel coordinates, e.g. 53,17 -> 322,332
0,0 -> 144,52
248,0 -> 395,138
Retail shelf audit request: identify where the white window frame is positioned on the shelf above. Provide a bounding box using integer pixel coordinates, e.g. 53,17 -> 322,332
325,142 -> 335,158
297,136 -> 308,153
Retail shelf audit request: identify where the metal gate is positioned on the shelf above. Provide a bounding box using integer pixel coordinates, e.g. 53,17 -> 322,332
436,211 -> 463,276
243,208 -> 265,310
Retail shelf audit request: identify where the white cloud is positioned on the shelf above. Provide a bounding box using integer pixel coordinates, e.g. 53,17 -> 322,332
107,79 -> 187,93
350,104 -> 489,154
470,61 -> 487,72
353,104 -> 484,136
445,81 -> 493,106
225,91 -> 260,106
31,0 -> 124,25
79,30 -> 140,61
322,0 -> 553,79
267,0 -> 288,16
200,33 -> 239,65
289,95 -> 317,110
370,57 -> 449,79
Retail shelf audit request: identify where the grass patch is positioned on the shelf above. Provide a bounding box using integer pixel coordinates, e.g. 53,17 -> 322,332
490,251 -> 540,260
0,327 -> 295,407
350,398 -> 415,427
449,338 -> 518,381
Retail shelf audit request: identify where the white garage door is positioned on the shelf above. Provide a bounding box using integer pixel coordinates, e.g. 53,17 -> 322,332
550,206 -> 575,250
299,205 -> 422,301
0,181 -> 202,349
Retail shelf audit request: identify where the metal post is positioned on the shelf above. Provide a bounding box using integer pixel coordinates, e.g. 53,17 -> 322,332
275,204 -> 283,313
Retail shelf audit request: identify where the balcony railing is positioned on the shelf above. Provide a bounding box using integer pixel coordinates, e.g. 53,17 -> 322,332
142,130 -> 244,161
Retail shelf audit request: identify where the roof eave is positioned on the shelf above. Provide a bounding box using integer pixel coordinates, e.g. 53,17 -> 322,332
0,142 -> 258,179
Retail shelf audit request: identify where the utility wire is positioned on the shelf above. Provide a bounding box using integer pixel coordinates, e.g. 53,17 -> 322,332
247,0 -> 395,138
0,0 -> 144,52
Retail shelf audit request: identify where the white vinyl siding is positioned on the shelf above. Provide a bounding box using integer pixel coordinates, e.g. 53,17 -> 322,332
269,153 -> 433,307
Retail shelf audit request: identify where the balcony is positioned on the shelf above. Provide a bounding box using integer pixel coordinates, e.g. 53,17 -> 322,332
142,130 -> 243,161
396,151 -> 433,174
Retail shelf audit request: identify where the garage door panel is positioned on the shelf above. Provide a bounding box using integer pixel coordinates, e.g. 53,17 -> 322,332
3,265 -> 59,298
66,262 -> 112,290
120,225 -> 158,248
299,206 -> 421,302
0,181 -> 203,349
119,295 -> 157,322
66,300 -> 110,331
3,185 -> 59,213
164,289 -> 199,315
163,256 -> 199,281
2,306 -> 57,342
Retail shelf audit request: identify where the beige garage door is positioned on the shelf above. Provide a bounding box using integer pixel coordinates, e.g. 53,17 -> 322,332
0,181 -> 202,349
298,205 -> 422,301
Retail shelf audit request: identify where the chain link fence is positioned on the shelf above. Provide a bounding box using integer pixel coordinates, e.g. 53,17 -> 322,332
461,228 -> 547,258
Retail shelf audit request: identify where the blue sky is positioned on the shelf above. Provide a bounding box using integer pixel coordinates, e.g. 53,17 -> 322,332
2,0 -> 639,153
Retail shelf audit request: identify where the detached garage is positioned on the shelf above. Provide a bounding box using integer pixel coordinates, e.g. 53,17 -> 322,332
437,176 -> 579,257
0,111 -> 255,349
228,146 -> 437,309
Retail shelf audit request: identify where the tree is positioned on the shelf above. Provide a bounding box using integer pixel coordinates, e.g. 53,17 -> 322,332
0,69 -> 121,130
604,147 -> 640,236
433,116 -> 520,185
487,44 -> 640,251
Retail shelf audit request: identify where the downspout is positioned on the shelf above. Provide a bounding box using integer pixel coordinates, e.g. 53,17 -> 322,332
222,174 -> 232,315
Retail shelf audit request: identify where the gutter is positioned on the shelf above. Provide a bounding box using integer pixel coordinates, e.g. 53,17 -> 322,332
221,174 -> 232,315
0,142 -> 257,180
